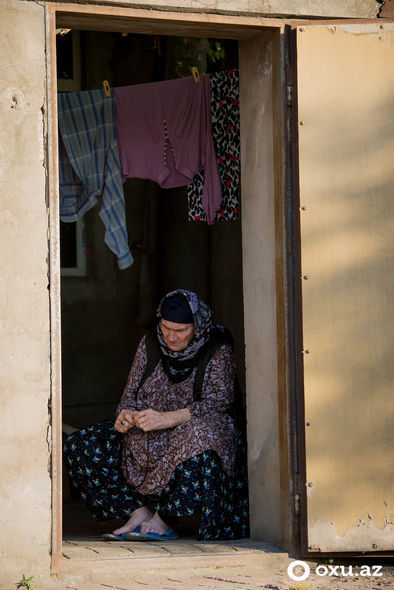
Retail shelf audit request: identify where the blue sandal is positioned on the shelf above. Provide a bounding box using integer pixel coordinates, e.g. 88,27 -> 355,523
102,526 -> 179,542
125,526 -> 179,541
102,532 -> 129,541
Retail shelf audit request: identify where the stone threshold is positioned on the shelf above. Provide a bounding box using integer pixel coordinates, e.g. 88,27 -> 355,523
60,537 -> 289,572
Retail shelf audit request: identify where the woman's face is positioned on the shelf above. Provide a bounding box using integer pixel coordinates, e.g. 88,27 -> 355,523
160,319 -> 195,351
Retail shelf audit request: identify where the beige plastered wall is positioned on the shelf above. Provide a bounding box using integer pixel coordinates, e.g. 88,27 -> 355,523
0,0 -> 51,587
61,0 -> 380,19
240,32 -> 281,545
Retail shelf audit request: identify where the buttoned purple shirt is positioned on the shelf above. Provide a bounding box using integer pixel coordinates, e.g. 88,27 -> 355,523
115,74 -> 222,224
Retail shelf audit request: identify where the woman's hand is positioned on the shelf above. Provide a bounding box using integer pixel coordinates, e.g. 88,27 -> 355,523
134,408 -> 191,432
134,409 -> 167,431
114,409 -> 135,433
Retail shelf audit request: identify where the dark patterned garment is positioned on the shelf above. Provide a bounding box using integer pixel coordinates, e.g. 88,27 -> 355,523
63,419 -> 249,540
63,291 -> 249,540
187,69 -> 240,222
118,338 -> 237,494
64,419 -> 141,520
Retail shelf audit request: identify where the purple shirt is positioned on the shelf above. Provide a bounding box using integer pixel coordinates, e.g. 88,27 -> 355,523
114,75 -> 222,224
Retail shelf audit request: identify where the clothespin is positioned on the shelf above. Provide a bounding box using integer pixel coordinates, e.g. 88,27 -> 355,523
191,67 -> 200,84
56,28 -> 71,36
102,80 -> 111,98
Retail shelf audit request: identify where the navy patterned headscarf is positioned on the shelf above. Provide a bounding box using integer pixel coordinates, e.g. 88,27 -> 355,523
156,289 -> 214,382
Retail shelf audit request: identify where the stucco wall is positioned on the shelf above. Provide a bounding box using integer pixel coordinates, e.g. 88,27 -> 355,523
240,32 -> 281,546
0,1 -> 51,587
58,0 -> 380,18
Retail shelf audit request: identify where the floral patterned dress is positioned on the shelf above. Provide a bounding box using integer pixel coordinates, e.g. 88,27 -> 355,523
63,337 -> 249,540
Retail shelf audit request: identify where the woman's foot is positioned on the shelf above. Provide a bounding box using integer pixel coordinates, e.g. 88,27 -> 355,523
139,511 -> 171,535
112,506 -> 153,535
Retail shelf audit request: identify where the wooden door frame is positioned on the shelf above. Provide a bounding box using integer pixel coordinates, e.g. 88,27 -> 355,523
45,2 -> 296,572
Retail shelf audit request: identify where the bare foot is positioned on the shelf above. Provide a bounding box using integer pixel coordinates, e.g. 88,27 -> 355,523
113,506 -> 153,535
139,511 -> 171,535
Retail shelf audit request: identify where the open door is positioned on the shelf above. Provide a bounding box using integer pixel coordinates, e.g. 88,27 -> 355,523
294,22 -> 394,552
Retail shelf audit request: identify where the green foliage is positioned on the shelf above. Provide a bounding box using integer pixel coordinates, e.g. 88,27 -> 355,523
206,40 -> 225,64
15,575 -> 35,589
288,585 -> 310,590
170,37 -> 225,78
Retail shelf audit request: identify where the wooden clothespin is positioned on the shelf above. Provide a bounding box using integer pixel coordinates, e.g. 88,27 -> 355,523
191,67 -> 200,84
56,28 -> 71,36
102,80 -> 111,98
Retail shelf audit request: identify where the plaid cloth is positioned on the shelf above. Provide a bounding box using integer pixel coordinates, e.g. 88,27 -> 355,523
58,89 -> 133,269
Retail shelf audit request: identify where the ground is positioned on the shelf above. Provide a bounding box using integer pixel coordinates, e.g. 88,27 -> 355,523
50,544 -> 394,590
54,562 -> 394,590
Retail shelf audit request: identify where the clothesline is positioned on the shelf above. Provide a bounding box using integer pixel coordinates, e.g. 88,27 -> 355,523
58,70 -> 240,270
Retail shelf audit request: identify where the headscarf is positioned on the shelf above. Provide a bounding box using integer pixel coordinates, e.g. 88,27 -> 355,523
156,289 -> 214,382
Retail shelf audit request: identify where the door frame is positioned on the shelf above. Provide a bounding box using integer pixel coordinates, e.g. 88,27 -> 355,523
45,1 -> 299,572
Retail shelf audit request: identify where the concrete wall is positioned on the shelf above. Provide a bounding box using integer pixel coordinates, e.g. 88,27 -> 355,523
63,0 -> 381,18
0,1 -> 51,586
240,32 -> 281,545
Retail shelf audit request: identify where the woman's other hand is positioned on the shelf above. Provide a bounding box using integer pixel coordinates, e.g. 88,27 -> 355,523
134,408 -> 191,431
114,409 -> 135,433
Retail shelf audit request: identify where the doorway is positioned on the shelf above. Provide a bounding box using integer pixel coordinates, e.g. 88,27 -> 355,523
59,28 -> 245,539
46,3 -> 290,572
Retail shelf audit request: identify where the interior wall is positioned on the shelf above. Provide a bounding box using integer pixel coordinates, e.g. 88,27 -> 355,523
240,32 -> 282,546
60,31 -> 245,429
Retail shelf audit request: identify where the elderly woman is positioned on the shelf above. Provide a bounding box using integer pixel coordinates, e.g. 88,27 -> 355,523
64,289 -> 249,541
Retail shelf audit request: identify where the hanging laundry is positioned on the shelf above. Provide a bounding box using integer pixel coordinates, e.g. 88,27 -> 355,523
58,89 -> 133,270
115,75 -> 222,225
187,69 -> 240,222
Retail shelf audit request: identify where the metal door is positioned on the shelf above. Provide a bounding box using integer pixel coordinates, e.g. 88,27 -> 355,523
295,22 -> 394,552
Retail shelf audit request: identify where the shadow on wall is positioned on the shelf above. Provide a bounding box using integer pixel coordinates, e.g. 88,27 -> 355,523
299,93 -> 394,538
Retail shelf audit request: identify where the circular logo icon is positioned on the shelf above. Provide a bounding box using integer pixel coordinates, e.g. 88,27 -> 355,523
287,560 -> 311,582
